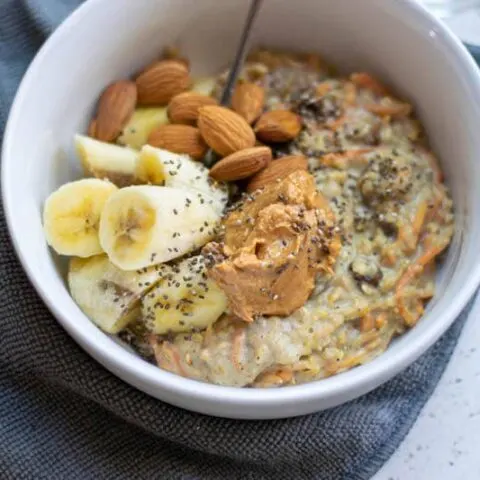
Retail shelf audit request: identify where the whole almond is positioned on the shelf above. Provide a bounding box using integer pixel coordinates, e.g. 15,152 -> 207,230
254,110 -> 302,143
209,146 -> 272,181
198,106 -> 255,156
168,92 -> 218,125
136,60 -> 190,106
247,155 -> 308,192
94,80 -> 137,142
231,82 -> 265,124
147,124 -> 207,160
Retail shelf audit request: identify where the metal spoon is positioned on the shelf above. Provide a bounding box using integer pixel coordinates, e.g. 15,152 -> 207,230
219,0 -> 264,106
203,0 -> 263,167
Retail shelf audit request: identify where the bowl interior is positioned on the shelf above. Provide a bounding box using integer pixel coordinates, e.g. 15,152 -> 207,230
3,0 -> 480,419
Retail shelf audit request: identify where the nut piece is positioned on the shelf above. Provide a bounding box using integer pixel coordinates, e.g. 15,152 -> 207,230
94,80 -> 137,142
136,60 -> 190,106
209,146 -> 272,182
254,110 -> 302,143
231,82 -> 265,124
147,124 -> 207,160
247,155 -> 308,192
168,92 -> 217,125
198,106 -> 256,156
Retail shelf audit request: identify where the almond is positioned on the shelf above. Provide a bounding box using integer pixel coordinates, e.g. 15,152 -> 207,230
136,60 -> 190,106
231,82 -> 265,124
197,106 -> 255,156
147,124 -> 207,160
168,92 -> 218,125
254,110 -> 302,143
350,72 -> 389,97
94,80 -> 137,142
88,118 -> 97,138
209,146 -> 272,181
247,155 -> 308,192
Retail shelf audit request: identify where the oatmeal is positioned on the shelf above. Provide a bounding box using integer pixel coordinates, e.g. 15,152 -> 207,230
42,47 -> 454,388
150,49 -> 453,386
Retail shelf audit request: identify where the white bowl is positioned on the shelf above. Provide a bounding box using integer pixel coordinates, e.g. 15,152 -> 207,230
3,0 -> 480,419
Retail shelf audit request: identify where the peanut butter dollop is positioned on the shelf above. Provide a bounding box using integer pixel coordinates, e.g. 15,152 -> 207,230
206,170 -> 340,322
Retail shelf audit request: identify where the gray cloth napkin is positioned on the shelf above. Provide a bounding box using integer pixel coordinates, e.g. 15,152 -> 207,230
0,1 -> 475,479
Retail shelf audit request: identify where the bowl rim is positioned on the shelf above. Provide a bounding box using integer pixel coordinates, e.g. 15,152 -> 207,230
3,0 -> 480,416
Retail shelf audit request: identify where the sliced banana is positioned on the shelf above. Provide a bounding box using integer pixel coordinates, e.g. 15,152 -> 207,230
136,146 -> 228,212
75,134 -> 138,187
117,107 -> 168,150
142,255 -> 227,334
191,77 -> 217,97
99,185 -> 221,270
43,178 -> 117,257
68,254 -> 162,333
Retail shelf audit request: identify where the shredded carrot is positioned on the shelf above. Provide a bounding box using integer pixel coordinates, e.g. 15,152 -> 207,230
381,248 -> 397,267
350,72 -> 390,96
398,201 -> 428,253
424,192 -> 442,227
276,367 -> 294,383
375,313 -> 387,329
254,367 -> 294,387
328,114 -> 348,131
360,312 -> 375,332
364,102 -> 412,118
400,298 -> 425,327
254,373 -> 279,387
152,341 -> 188,377
316,81 -> 334,96
396,243 -> 443,293
344,81 -> 357,106
412,201 -> 428,238
321,148 -> 372,169
316,80 -> 356,106
395,242 -> 445,325
231,326 -> 246,372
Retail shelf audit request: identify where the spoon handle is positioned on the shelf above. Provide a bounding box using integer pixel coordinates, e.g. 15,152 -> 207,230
220,0 -> 264,106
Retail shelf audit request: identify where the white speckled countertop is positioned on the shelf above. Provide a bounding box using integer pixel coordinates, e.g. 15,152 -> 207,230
373,8 -> 480,479
374,297 -> 480,479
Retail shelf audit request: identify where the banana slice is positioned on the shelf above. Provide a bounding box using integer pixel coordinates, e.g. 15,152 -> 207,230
117,107 -> 168,150
99,185 -> 220,270
68,255 -> 162,333
75,134 -> 138,187
142,255 -> 227,334
43,178 -> 117,257
191,77 -> 217,97
136,146 -> 228,212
